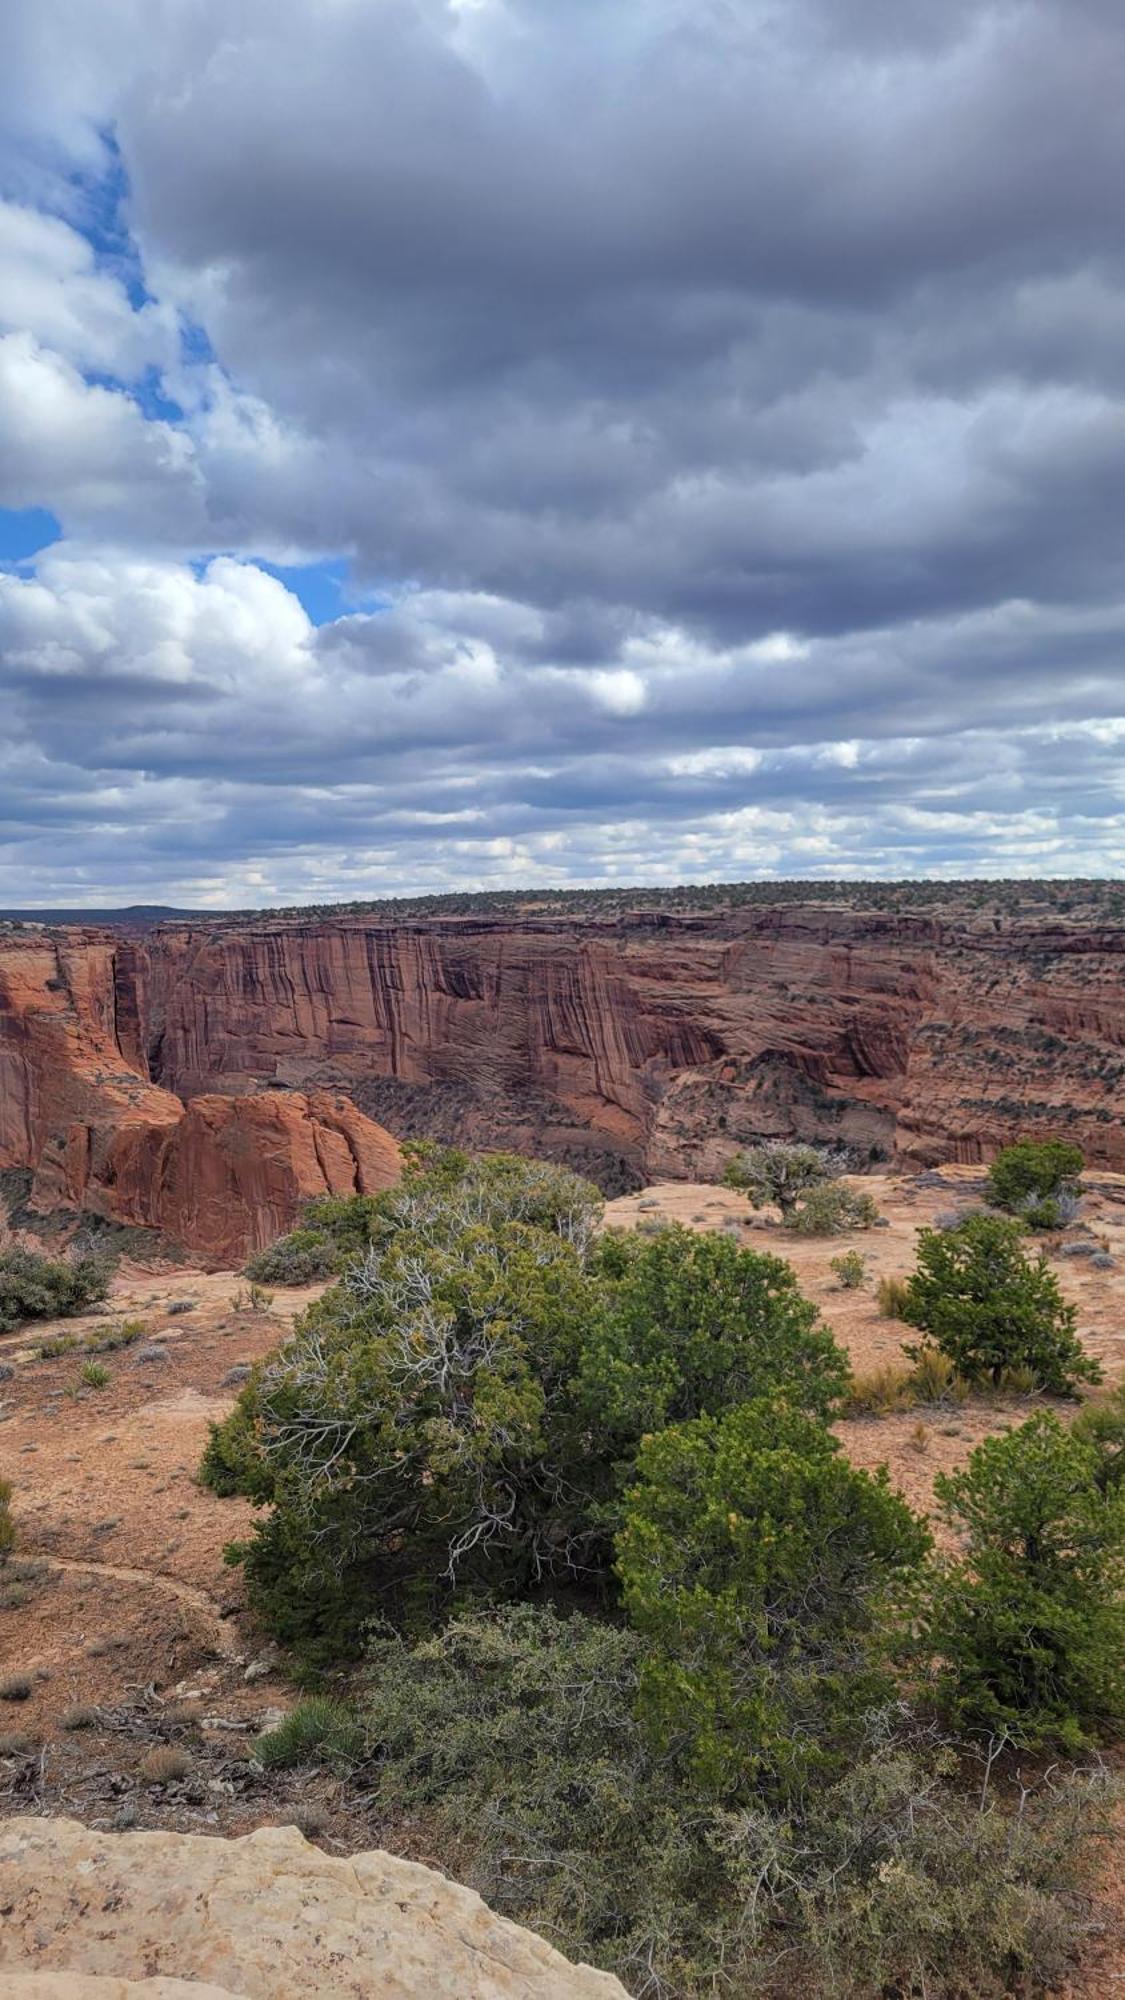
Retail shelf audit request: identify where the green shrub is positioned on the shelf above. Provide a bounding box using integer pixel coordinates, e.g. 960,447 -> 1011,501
204,1180 -> 606,1651
246,1149 -> 604,1287
245,1227 -> 339,1285
927,1411 -> 1125,1747
830,1249 -> 867,1288
722,1141 -> 845,1216
616,1400 -> 930,1796
85,1317 -> 146,1353
79,1359 -> 110,1389
876,1274 -> 912,1319
0,1247 -> 113,1334
784,1183 -> 881,1236
255,1696 -> 362,1769
205,1191 -> 843,1653
749,1746 -> 1117,2000
231,1282 -> 274,1314
987,1140 -> 1084,1227
579,1225 -> 851,1442
1072,1380 -> 1125,1494
902,1214 -> 1099,1395
348,1605 -> 1113,1999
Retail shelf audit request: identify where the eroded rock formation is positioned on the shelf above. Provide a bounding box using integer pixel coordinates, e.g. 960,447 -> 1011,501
0,934 -> 400,1259
1,899 -> 1122,1247
0,1817 -> 627,1999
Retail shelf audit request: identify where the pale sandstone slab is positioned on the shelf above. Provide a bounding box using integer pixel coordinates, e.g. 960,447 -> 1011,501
0,1817 -> 627,2000
3,1978 -> 240,1998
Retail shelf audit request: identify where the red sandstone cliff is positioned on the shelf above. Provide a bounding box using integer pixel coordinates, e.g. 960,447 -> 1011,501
0,933 -> 401,1260
1,903 -> 1120,1249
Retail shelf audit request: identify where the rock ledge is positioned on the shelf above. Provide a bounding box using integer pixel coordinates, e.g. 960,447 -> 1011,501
0,1816 -> 627,1999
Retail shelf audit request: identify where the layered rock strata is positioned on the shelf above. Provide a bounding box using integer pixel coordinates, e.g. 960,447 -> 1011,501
1,900 -> 1122,1243
0,935 -> 400,1259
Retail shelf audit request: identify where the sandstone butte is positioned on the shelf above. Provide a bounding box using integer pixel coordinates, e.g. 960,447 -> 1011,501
0,1816 -> 628,1999
0,897 -> 1122,1256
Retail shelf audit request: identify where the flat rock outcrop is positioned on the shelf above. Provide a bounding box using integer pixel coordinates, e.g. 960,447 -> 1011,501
5,1979 -> 239,1999
0,1816 -> 627,1999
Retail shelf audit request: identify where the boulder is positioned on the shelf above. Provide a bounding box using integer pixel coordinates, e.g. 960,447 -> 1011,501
0,1817 -> 628,2000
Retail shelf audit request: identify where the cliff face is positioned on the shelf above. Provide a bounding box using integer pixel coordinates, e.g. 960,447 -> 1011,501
118,906 -> 1125,1181
0,933 -> 401,1260
1,904 -> 1121,1246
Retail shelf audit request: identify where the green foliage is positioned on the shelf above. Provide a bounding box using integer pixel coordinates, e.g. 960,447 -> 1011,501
255,1696 -> 362,1769
987,1140 -> 1084,1228
199,1373 -> 273,1499
245,1147 -> 603,1285
200,1140 -> 1123,1992
1072,1381 -> 1125,1494
617,1401 -> 929,1796
722,1140 -> 844,1215
346,1605 -> 1113,2000
579,1225 -> 851,1444
205,1176 -> 845,1652
204,1162 -> 606,1649
0,1246 -> 113,1334
245,1227 -> 338,1285
829,1249 -> 866,1288
79,1359 -> 109,1389
0,1478 -> 14,1564
84,1317 -> 146,1353
747,1744 -> 1116,2000
903,1213 -> 1099,1394
783,1183 -> 881,1236
928,1412 -> 1125,1747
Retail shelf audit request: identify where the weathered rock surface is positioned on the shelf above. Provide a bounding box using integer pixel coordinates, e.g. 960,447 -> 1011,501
1,899 -> 1123,1243
0,935 -> 401,1259
102,1089 -> 402,1264
0,1817 -> 627,1999
5,1979 -> 239,1999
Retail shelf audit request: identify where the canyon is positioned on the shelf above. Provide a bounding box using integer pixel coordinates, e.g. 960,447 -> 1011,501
0,891 -> 1122,1255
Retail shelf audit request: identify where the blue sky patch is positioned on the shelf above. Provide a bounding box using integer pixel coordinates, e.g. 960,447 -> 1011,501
0,507 -> 61,566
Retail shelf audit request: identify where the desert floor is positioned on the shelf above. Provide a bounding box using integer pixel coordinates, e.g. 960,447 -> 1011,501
2,1164 -> 1123,1986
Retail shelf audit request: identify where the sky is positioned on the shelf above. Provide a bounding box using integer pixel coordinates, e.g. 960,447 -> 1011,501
0,0 -> 1123,907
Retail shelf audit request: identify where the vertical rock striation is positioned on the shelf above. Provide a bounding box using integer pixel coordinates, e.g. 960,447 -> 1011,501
0,897 -> 1122,1258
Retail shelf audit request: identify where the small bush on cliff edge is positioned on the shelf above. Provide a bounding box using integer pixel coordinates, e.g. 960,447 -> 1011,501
0,1246 -> 113,1334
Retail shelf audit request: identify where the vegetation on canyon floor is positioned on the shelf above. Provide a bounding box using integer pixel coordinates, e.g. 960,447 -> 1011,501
201,1143 -> 1123,1999
0,1244 -> 113,1334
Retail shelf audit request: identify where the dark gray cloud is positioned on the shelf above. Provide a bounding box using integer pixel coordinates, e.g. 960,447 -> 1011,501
0,0 -> 1122,901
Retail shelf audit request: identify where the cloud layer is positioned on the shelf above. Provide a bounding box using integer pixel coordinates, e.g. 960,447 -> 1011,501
0,0 -> 1122,903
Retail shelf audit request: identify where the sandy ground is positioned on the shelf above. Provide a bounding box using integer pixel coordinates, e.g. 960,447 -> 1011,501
606,1167 -> 1125,1526
1,1167 -> 1123,1983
